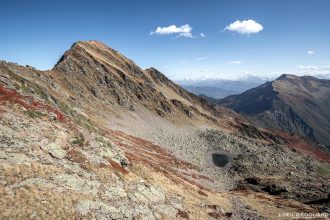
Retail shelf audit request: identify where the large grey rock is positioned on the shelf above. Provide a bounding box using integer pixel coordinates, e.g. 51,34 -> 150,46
51,174 -> 100,195
132,185 -> 165,204
42,143 -> 67,159
76,200 -> 121,218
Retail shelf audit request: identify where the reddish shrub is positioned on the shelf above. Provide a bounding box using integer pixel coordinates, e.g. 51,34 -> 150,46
198,190 -> 208,196
106,157 -> 129,174
0,85 -> 65,122
176,210 -> 189,219
208,212 -> 222,219
67,149 -> 87,164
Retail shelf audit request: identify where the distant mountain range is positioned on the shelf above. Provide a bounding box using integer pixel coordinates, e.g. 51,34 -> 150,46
177,77 -> 267,98
216,74 -> 330,146
177,73 -> 330,99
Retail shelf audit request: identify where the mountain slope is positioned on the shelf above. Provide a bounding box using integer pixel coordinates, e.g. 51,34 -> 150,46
1,41 -> 330,219
52,41 -> 225,124
217,74 -> 330,146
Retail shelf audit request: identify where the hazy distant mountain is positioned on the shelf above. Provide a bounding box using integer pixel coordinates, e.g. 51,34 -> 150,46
181,85 -> 240,99
217,74 -> 330,146
177,76 -> 266,98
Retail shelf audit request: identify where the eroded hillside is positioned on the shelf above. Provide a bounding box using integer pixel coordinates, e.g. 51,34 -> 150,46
1,41 -> 329,219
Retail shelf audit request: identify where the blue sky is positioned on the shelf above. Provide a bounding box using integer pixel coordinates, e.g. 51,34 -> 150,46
0,0 -> 329,80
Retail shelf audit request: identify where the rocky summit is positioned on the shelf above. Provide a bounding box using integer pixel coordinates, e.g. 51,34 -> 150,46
1,41 -> 330,219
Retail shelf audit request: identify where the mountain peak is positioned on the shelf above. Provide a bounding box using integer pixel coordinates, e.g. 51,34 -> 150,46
146,67 -> 159,72
53,40 -> 145,78
57,40 -> 109,56
71,40 -> 109,48
54,40 -> 117,66
277,74 -> 297,80
145,67 -> 173,85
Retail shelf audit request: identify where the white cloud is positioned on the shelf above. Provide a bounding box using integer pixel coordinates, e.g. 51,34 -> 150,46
224,20 -> 263,35
298,65 -> 319,71
298,64 -> 330,76
226,60 -> 242,64
195,57 -> 208,61
200,33 -> 206,37
307,50 -> 315,55
150,24 -> 194,38
242,70 -> 249,74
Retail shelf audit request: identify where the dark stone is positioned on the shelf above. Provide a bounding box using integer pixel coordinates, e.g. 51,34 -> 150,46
245,177 -> 261,185
261,184 -> 288,195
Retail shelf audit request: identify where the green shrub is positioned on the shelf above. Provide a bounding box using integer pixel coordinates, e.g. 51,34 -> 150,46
71,134 -> 85,146
24,110 -> 45,119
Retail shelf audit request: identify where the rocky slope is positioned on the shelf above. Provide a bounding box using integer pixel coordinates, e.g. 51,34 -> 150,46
1,41 -> 330,219
52,41 -> 225,125
217,74 -> 330,147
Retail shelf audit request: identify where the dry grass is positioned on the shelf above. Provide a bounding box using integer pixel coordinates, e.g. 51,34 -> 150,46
0,185 -> 91,219
233,190 -> 318,220
1,162 -> 63,185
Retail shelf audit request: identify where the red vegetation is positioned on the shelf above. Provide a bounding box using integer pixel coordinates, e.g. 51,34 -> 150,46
103,129 -> 215,192
67,149 -> 87,164
176,210 -> 190,219
106,157 -> 129,174
207,204 -> 230,219
198,190 -> 208,196
267,129 -> 330,163
207,212 -> 222,219
0,85 -> 65,122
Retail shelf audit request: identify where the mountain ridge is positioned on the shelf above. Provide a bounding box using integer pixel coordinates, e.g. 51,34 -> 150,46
217,74 -> 330,146
51,40 -> 225,122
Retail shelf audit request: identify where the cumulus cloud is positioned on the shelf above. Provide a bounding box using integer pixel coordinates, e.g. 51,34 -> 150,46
298,65 -> 319,71
200,33 -> 206,37
224,20 -> 263,35
226,60 -> 242,64
307,50 -> 315,55
150,24 -> 194,38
